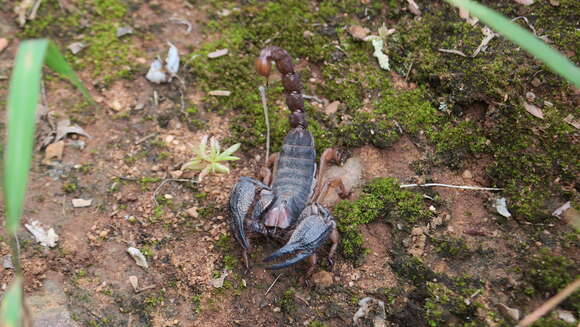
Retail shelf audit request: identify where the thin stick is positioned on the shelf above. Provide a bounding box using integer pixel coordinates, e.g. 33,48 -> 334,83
259,85 -> 270,166
264,273 -> 283,296
517,278 -> 580,327
400,183 -> 502,191
135,133 -> 158,145
152,178 -> 197,205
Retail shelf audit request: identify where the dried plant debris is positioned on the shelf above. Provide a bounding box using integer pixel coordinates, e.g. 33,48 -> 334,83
15,0 -> 42,26
67,42 -> 87,55
353,297 -> 387,327
56,120 -> 91,140
407,0 -> 421,16
146,42 -> 180,84
208,90 -> 231,96
127,247 -> 149,269
207,48 -> 229,59
523,101 -> 544,119
25,220 -> 59,248
129,275 -> 139,292
564,114 -> 580,129
210,270 -> 229,288
72,198 -> 93,208
170,17 -> 192,34
494,197 -> 512,218
440,26 -> 498,58
514,0 -> 534,5
116,26 -> 134,38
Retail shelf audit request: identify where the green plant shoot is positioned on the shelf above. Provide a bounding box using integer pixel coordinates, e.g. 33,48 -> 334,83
445,0 -> 580,87
183,135 -> 241,182
0,277 -> 23,327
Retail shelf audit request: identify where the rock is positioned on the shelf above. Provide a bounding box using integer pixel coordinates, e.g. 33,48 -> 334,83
312,270 -> 333,288
462,170 -> 473,179
319,157 -> 362,207
28,279 -> 80,327
324,101 -> 340,115
72,198 -> 92,208
497,303 -> 520,322
556,309 -> 576,323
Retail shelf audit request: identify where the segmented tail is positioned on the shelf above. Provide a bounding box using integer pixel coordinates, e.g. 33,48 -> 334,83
256,46 -> 307,128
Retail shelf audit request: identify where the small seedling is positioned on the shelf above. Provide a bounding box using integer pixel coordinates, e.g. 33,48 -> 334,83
182,135 -> 240,181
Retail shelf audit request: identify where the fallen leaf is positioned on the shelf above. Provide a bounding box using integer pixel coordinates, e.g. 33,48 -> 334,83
127,247 -> 149,269
207,48 -> 229,59
523,102 -> 544,119
514,0 -> 534,5
348,25 -> 369,40
494,198 -> 512,218
407,0 -> 421,15
369,38 -> 390,70
56,120 -> 91,141
25,221 -> 59,248
564,114 -> 580,129
210,270 -> 229,288
145,57 -> 167,84
552,201 -> 571,217
67,42 -> 86,55
353,297 -> 387,326
129,276 -> 139,292
116,26 -> 134,38
72,198 -> 93,208
43,140 -> 65,164
208,90 -> 231,96
166,42 -> 180,79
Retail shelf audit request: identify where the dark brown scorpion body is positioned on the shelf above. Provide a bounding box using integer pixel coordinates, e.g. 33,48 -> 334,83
228,46 -> 348,278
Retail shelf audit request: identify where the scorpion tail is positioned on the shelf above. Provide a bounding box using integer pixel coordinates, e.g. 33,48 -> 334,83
257,46 -> 307,129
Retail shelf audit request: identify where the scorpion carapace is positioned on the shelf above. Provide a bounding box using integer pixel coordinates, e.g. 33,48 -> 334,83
229,46 -> 348,278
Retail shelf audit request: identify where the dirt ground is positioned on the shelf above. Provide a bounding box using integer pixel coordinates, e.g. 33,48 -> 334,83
0,1 -> 578,327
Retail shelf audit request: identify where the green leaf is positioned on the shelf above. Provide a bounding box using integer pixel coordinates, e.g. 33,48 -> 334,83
4,39 -> 92,234
0,277 -> 23,327
220,143 -> 241,157
445,0 -> 580,87
212,163 -> 230,174
182,159 -> 205,171
218,155 -> 240,162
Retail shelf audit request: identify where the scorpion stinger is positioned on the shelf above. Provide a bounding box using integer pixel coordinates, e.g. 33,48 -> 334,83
229,46 -> 346,279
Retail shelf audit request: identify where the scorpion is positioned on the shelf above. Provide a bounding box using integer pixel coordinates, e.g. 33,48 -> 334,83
228,46 -> 348,279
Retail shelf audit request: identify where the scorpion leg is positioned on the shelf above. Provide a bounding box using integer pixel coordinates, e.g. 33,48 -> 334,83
313,177 -> 350,203
263,203 -> 335,270
312,148 -> 345,200
229,176 -> 275,270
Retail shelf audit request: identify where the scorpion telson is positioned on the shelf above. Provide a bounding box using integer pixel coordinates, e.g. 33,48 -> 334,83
229,46 -> 349,279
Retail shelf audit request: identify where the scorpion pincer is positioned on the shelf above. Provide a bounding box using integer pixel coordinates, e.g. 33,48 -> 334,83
228,46 -> 349,279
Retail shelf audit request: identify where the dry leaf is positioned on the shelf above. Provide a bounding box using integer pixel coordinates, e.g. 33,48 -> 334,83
563,114 -> 580,129
25,221 -> 59,248
207,49 -> 229,58
348,25 -> 370,40
43,140 -> 65,164
407,0 -> 421,16
127,247 -> 149,269
523,102 -> 544,119
514,0 -> 534,5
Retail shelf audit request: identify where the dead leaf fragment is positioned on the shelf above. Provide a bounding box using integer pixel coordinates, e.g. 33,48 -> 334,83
324,101 -> 340,115
494,198 -> 512,218
207,49 -> 229,59
348,25 -> 370,40
116,26 -> 134,38
127,247 -> 149,269
514,0 -> 534,5
56,120 -> 91,141
210,270 -> 229,288
25,221 -> 59,248
72,198 -> 93,208
563,114 -> 580,129
407,0 -> 421,16
0,38 -> 8,53
208,90 -> 231,96
43,140 -> 65,164
129,276 -> 139,292
523,102 -> 544,119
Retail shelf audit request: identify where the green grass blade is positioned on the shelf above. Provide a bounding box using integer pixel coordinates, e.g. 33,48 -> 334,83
4,39 -> 48,234
445,0 -> 580,87
0,277 -> 23,327
45,40 -> 91,99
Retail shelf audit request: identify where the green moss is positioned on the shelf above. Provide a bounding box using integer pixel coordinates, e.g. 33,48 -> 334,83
424,282 -> 481,327
530,318 -> 576,327
334,178 -> 431,262
278,288 -> 296,314
432,237 -> 472,260
308,321 -> 328,327
527,248 -> 579,312
390,255 -> 436,287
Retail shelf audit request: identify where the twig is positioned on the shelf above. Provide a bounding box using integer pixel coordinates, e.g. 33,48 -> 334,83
169,16 -> 193,34
295,293 -> 310,306
303,94 -> 325,103
517,278 -> 580,327
152,178 -> 197,205
135,133 -> 158,145
259,85 -> 270,166
264,273 -> 283,296
400,183 -> 502,191
405,61 -> 414,80
438,48 -> 468,57
512,16 -> 537,36
136,284 -> 157,293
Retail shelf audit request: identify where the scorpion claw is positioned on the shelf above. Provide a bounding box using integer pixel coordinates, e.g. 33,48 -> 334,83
263,203 -> 335,270
229,177 -> 275,250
